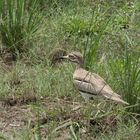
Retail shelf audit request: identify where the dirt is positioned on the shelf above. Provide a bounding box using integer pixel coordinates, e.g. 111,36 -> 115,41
0,95 -> 119,139
0,102 -> 35,136
0,96 -> 83,139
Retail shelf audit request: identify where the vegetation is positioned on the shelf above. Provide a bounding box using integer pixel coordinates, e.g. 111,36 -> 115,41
0,0 -> 139,139
0,0 -> 43,53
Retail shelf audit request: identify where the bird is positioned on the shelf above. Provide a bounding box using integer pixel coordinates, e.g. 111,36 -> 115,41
61,51 -> 129,105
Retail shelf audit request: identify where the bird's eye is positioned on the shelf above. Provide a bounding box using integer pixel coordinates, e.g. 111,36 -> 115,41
69,55 -> 75,59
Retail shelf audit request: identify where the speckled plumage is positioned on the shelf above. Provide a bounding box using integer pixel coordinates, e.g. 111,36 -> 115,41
62,52 -> 129,105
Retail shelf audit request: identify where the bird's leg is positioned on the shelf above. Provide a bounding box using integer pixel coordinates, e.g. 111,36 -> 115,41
84,97 -> 90,103
80,92 -> 90,102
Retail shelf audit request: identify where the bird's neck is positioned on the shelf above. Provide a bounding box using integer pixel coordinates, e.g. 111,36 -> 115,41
76,63 -> 83,69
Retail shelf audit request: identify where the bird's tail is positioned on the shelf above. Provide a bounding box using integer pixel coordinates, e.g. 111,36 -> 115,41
111,96 -> 129,105
103,93 -> 129,105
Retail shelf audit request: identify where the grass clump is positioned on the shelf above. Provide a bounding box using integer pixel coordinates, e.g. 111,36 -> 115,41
0,0 -> 43,54
109,48 -> 140,112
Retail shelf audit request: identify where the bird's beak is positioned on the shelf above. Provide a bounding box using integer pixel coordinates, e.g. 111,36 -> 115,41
60,55 -> 69,59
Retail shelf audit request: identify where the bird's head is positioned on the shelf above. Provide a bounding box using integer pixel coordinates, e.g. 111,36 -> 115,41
61,51 -> 84,68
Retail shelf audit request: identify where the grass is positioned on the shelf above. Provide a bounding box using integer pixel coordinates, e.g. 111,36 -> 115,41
0,0 -> 140,139
0,0 -> 43,53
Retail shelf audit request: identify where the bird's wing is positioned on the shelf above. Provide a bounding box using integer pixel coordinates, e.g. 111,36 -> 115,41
73,68 -> 121,98
73,79 -> 97,95
91,74 -> 128,104
91,73 -> 121,98
73,69 -> 98,95
73,68 -> 128,104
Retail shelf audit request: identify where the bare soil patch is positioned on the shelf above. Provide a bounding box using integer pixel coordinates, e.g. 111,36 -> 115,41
0,102 -> 35,136
0,97 -> 83,138
0,96 -> 119,139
